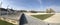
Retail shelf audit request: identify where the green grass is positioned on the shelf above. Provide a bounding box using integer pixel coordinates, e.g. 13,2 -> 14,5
0,20 -> 14,25
31,14 -> 54,20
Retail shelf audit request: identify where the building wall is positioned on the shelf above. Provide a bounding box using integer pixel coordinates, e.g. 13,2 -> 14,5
0,11 -> 7,15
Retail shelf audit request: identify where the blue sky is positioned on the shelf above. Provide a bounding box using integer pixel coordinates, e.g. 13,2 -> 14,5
0,0 -> 60,12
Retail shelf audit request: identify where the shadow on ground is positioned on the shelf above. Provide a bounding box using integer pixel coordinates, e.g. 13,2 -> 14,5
19,13 -> 28,25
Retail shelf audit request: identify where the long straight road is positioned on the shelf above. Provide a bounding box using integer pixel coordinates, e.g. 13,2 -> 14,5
20,13 -> 48,25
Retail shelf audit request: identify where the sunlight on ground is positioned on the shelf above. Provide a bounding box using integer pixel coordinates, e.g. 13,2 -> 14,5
31,14 -> 54,20
0,20 -> 14,25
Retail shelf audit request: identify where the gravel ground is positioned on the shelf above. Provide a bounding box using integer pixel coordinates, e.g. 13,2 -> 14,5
24,13 -> 60,25
43,13 -> 60,25
23,14 -> 48,25
0,13 -> 60,25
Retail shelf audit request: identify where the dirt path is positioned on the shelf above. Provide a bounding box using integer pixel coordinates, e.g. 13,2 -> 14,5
43,13 -> 60,23
23,14 -> 48,25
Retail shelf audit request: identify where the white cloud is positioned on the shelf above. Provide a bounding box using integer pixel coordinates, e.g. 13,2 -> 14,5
0,0 -> 14,8
0,0 -> 3,2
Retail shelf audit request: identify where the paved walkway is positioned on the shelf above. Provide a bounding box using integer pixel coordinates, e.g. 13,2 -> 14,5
20,14 -> 48,25
43,13 -> 60,23
23,13 -> 60,25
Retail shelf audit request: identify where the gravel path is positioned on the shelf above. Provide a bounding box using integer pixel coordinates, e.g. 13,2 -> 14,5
24,13 -> 60,25
22,14 -> 48,25
43,13 -> 60,23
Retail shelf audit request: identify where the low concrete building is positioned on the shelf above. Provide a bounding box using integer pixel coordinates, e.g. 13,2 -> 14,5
0,8 -> 15,15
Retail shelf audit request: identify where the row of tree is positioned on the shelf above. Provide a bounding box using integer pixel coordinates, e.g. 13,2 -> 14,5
17,8 -> 55,13
46,8 -> 55,13
29,8 -> 55,13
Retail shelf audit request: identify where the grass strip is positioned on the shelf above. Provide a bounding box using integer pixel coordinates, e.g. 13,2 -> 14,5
31,14 -> 54,20
0,20 -> 14,25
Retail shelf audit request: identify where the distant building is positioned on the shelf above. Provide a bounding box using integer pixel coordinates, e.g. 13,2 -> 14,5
0,8 -> 7,15
0,8 -> 15,15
